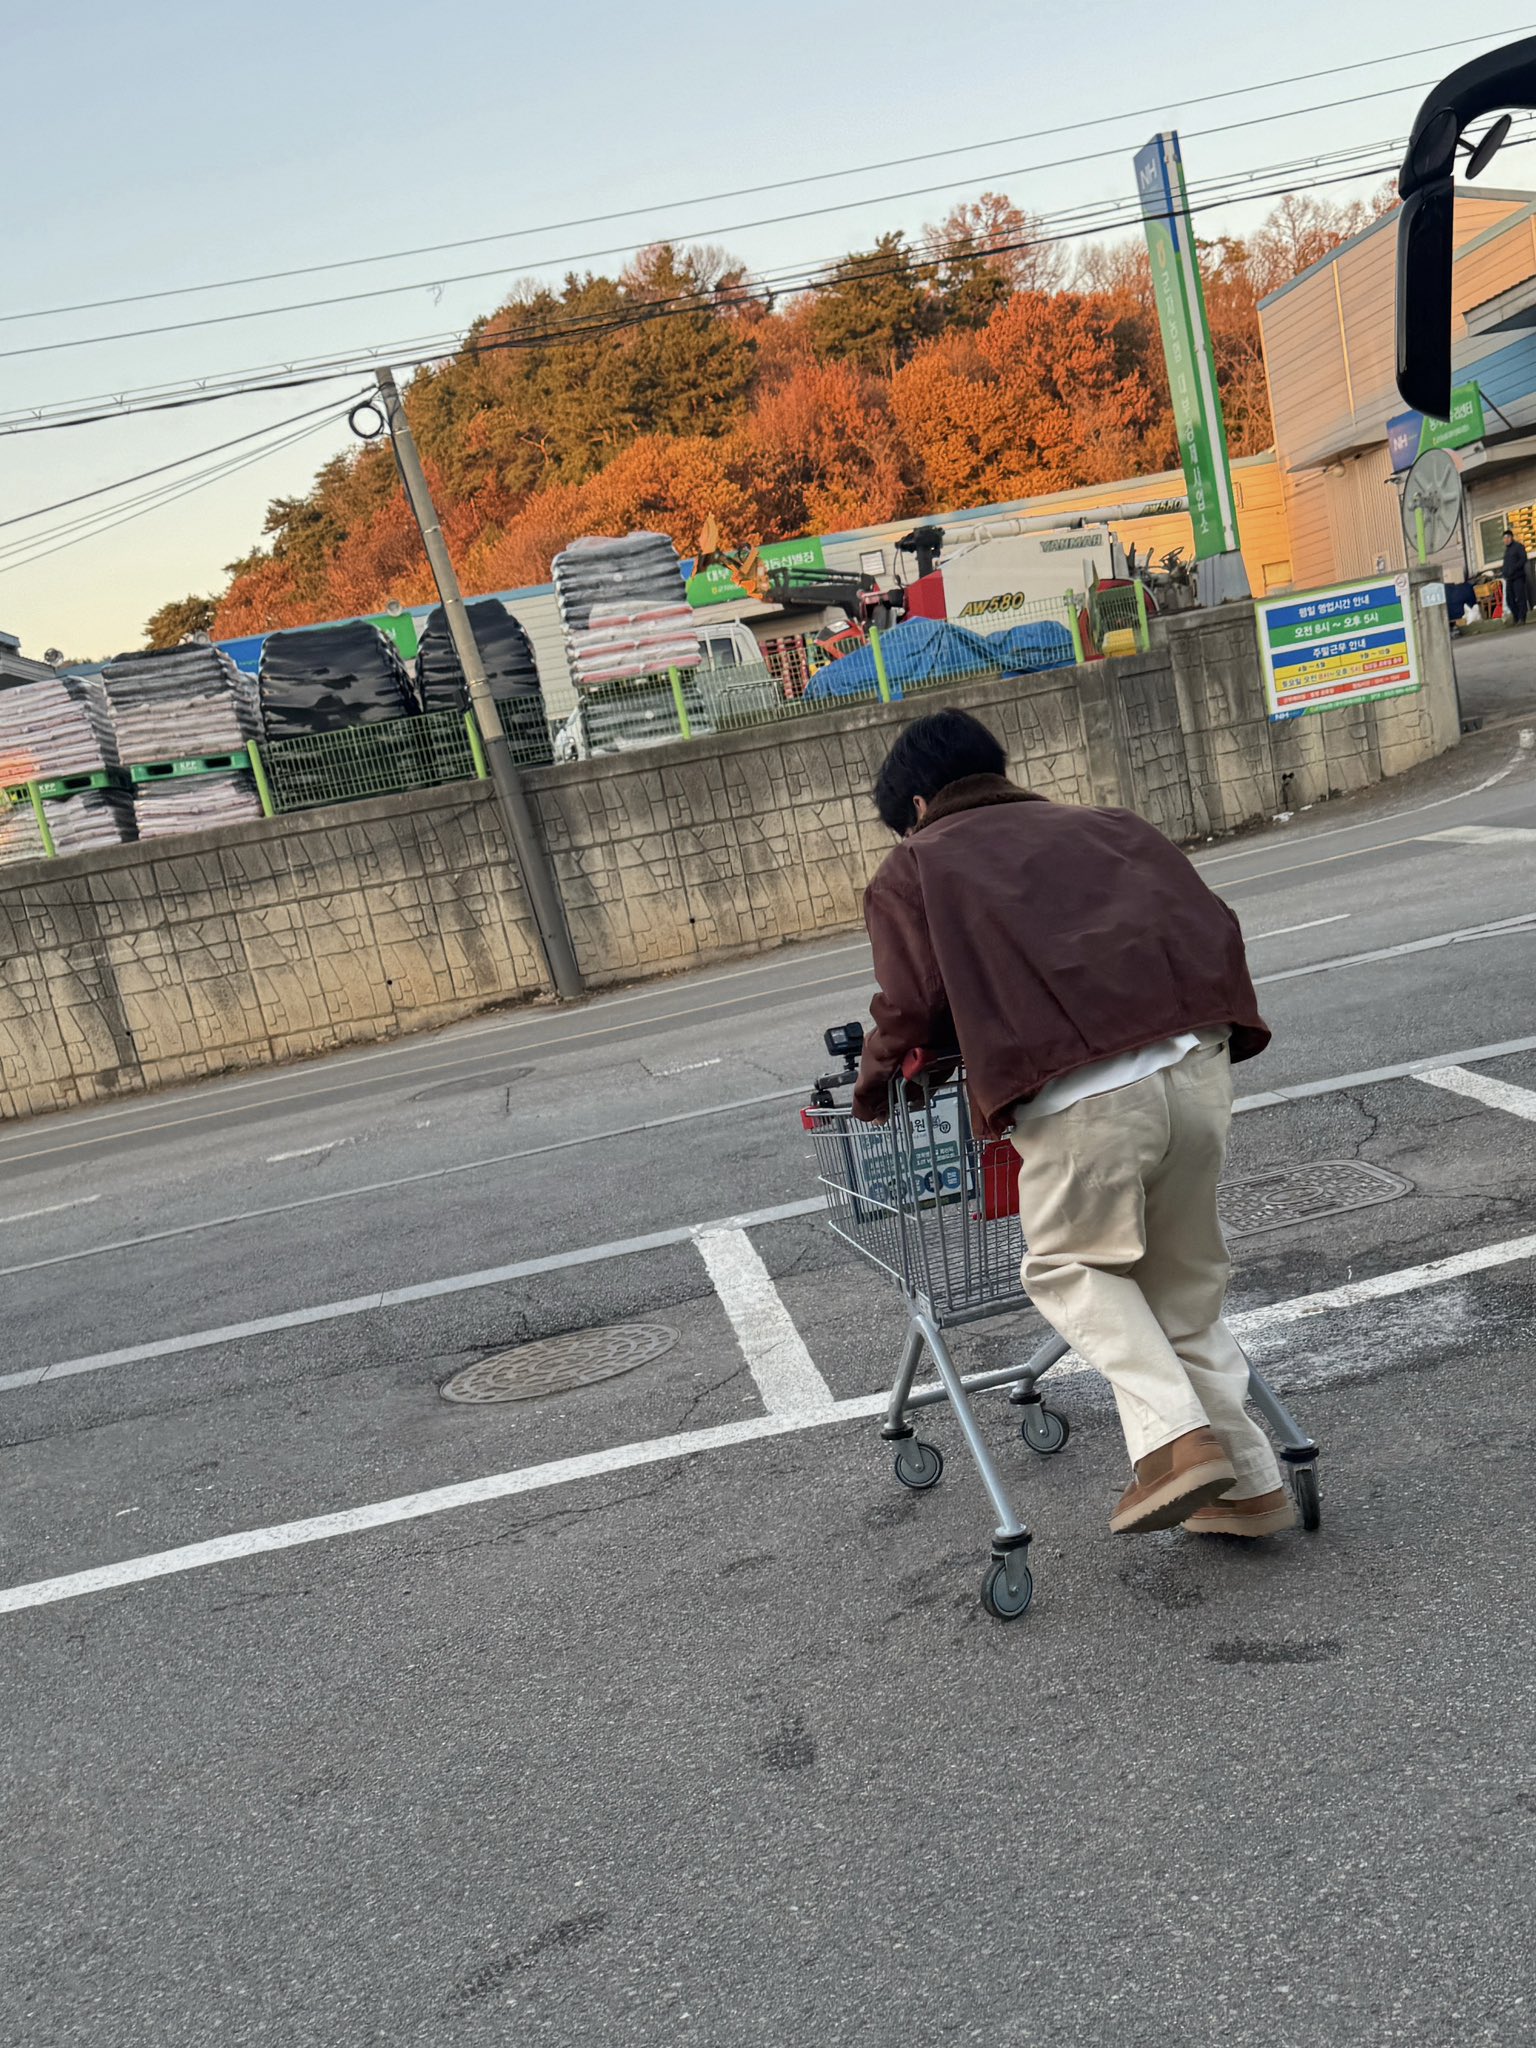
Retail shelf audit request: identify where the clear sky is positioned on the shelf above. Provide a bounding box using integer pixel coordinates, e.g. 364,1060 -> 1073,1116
5,0 -> 1534,657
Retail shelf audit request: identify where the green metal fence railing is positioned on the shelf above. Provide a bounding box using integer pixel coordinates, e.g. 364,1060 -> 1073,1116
256,708 -> 482,813
3,591 -> 1157,855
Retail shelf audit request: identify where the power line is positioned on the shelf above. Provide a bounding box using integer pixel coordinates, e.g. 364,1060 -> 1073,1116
3,133 -> 1522,442
0,411 -> 356,579
0,129 -> 1444,436
5,26 -> 1528,330
0,75 -> 1472,364
0,396 -> 365,532
0,410 -> 353,567
0,121 -> 1451,430
0,406 -> 361,560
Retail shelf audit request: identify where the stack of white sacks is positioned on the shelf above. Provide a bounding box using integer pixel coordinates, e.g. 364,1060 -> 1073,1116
100,643 -> 264,840
552,532 -> 701,687
0,672 -> 131,866
0,672 -> 117,782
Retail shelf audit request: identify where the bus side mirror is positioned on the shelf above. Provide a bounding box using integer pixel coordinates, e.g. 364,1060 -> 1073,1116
1397,36 -> 1536,417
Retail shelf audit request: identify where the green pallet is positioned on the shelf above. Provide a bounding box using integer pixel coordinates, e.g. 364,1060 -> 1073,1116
128,750 -> 251,783
20,768 -> 130,800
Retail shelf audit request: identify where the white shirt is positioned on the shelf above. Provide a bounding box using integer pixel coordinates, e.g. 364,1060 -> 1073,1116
1009,1034 -> 1202,1126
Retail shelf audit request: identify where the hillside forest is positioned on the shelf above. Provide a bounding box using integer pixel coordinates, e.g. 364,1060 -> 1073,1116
144,189 -> 1389,649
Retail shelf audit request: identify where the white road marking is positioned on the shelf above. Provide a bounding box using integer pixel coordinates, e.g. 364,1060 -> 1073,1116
0,1196 -> 829,1396
1230,1033 -> 1536,1109
651,1058 -> 723,1077
1418,824 -> 1536,846
1413,1065 -> 1536,1120
265,1139 -> 353,1164
1247,914 -> 1350,942
1195,745 -> 1529,870
15,1033 -> 1536,1398
1255,912 -> 1536,986
0,940 -> 875,1152
9,1224 -> 1536,1615
693,1226 -> 835,1414
1228,1229 -> 1536,1337
0,1406 -> 863,1616
0,961 -> 874,1169
0,1195 -> 100,1226
24,1018 -> 1536,1291
0,1086 -> 811,1283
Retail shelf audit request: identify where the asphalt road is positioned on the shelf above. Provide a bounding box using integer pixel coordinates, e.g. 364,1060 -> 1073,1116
7,720 -> 1536,2046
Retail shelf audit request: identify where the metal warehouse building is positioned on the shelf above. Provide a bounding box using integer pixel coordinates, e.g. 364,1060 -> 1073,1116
1260,185 -> 1536,586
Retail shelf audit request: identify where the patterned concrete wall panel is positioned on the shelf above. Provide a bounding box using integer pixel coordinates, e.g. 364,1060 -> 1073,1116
1317,704 -> 1378,795
1267,710 -> 1332,811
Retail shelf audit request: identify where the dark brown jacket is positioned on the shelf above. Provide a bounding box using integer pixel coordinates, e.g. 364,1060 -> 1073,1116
852,775 -> 1269,1132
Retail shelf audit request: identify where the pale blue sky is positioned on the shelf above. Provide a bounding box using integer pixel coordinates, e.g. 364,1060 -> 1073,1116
5,0 -> 1533,655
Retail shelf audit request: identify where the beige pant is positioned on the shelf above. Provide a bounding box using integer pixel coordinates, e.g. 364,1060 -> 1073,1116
1009,1039 -> 1281,1499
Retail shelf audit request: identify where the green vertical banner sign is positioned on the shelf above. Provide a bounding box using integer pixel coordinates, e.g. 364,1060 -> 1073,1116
1135,131 -> 1242,561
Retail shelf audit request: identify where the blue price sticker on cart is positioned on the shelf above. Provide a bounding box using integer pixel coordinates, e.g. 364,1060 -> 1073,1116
847,1089 -> 967,1210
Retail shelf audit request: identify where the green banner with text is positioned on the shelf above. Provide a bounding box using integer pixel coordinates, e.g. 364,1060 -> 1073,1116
1134,131 -> 1241,560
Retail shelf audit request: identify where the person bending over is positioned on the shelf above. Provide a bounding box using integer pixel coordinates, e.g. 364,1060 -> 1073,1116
852,709 -> 1293,1537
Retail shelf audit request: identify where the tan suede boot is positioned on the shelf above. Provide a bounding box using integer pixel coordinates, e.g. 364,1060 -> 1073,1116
1183,1487 -> 1297,1537
1109,1427 -> 1237,1535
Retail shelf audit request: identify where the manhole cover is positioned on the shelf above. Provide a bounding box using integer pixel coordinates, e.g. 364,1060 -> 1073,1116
1218,1160 -> 1413,1239
441,1323 -> 677,1403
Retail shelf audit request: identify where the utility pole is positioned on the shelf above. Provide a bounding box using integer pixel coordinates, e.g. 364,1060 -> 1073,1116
373,366 -> 583,1001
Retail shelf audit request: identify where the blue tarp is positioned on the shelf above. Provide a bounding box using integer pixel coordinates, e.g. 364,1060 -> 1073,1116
994,619 -> 1076,674
804,618 -> 1001,701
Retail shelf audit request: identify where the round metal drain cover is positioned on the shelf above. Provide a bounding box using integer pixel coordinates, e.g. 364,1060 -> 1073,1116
1218,1160 -> 1412,1239
441,1323 -> 677,1404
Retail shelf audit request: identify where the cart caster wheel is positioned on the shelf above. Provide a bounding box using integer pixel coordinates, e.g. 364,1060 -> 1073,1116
1292,1463 -> 1321,1532
981,1554 -> 1033,1620
893,1441 -> 943,1491
1020,1405 -> 1070,1456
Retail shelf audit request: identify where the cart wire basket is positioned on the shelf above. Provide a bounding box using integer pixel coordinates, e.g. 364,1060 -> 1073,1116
802,1027 -> 1321,1620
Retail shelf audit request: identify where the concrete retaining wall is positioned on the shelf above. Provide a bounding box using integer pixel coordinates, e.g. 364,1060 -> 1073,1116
0,595 -> 1459,1121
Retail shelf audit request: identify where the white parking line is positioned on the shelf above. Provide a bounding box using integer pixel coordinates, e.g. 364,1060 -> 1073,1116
0,1197 -> 829,1396
1196,746 -> 1530,872
694,1227 -> 835,1414
1414,1065 -> 1536,1120
1418,825 -> 1536,846
1247,914 -> 1350,942
0,963 -> 874,1169
14,1032 -> 1536,1399
0,1195 -> 100,1226
1226,1229 -> 1536,1336
1255,912 -> 1536,986
7,1225 -> 1536,1616
0,1086 -> 810,1284
0,941 -> 875,1150
15,1028 -> 1536,1315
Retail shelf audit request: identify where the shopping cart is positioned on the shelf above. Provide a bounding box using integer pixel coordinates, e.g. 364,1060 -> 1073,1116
803,1024 -> 1321,1621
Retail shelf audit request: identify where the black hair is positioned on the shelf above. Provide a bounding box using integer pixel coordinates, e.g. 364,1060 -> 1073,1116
872,708 -> 1008,835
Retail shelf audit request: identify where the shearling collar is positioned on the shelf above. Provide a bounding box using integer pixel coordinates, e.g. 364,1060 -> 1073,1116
916,774 -> 1042,830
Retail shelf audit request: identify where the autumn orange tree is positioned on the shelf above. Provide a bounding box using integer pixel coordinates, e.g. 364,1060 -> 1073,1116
160,188 -> 1382,646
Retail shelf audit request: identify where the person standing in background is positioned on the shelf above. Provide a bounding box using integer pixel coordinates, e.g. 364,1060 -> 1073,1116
1502,528 -> 1529,625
